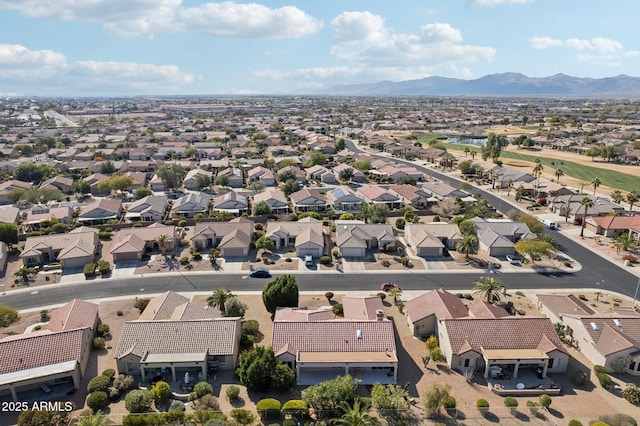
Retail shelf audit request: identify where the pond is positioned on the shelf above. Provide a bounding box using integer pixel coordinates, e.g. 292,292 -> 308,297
447,136 -> 488,146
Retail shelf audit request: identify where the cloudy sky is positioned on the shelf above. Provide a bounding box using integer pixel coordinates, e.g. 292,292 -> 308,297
0,0 -> 638,96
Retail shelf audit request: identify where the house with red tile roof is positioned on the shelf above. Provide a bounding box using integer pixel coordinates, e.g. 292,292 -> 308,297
109,223 -> 176,262
589,215 -> 640,238
0,299 -> 98,401
272,295 -> 397,385
78,198 -> 122,225
405,289 -> 469,338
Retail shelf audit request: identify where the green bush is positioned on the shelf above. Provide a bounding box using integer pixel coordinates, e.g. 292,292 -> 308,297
0,305 -> 19,327
86,391 -> 109,412
285,257 -> 292,262
134,298 -> 150,312
320,255 -> 331,265
430,347 -> 443,362
622,384 -> 640,405
98,232 -> 112,240
97,260 -> 111,275
425,336 -> 439,350
504,397 -> 518,407
242,319 -> 260,336
113,374 -> 135,391
101,368 -> 115,381
133,221 -> 143,227
442,396 -> 456,409
87,375 -> 111,393
109,389 -> 121,402
97,323 -> 110,338
256,398 -> 282,420
594,365 -> 607,374
567,420 -> 583,426
597,372 -> 612,388
476,399 -> 489,408
226,385 -> 240,402
179,256 -> 190,265
571,370 -> 587,386
539,394 -> 552,408
178,219 -> 187,227
332,303 -> 343,316
599,413 -> 637,426
92,337 -> 106,350
83,263 -> 96,278
151,381 -> 171,403
125,389 -> 153,413
282,399 -> 308,419
230,409 -> 256,426
191,381 -> 213,399
377,292 -> 386,301
164,220 -> 174,226
169,400 -> 185,412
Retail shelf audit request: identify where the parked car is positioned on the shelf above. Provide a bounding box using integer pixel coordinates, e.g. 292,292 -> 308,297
381,282 -> 400,291
506,255 -> 519,264
249,268 -> 271,278
304,255 -> 313,266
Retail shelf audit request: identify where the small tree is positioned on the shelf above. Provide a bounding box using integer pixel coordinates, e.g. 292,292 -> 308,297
539,394 -> 552,408
86,391 -> 109,412
113,374 -> 135,391
0,304 -> 19,327
423,383 -> 450,418
151,381 -> 171,403
192,381 -> 214,399
230,409 -> 256,426
87,375 -> 111,393
125,389 -> 153,413
226,385 -> 240,402
262,274 -> 299,315
325,291 -> 334,302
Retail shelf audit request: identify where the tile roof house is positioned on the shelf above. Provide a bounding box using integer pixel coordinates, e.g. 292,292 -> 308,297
266,217 -> 324,258
115,292 -> 241,383
109,223 -> 176,262
277,166 -> 306,185
405,289 -> 469,338
333,163 -> 365,183
550,195 -> 625,220
472,218 -> 535,257
125,195 -> 168,222
0,205 -> 19,225
82,173 -> 109,195
389,184 -> 432,209
183,169 -> 213,191
20,227 -> 98,269
39,176 -> 74,194
252,188 -> 289,215
334,220 -> 395,258
212,191 -> 248,216
172,192 -> 210,218
78,198 -> 123,225
0,299 -> 98,401
190,217 -> 254,257
216,167 -> 244,188
589,215 -> 640,238
0,180 -> 32,205
272,296 -> 397,385
405,223 -> 463,257
290,188 -> 327,213
326,186 -> 363,213
421,181 -> 469,200
247,166 -> 276,187
23,206 -> 74,231
306,165 -> 337,184
356,185 -> 401,210
139,291 -> 221,321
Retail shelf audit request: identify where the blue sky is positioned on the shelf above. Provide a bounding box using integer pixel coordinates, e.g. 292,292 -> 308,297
0,0 -> 638,96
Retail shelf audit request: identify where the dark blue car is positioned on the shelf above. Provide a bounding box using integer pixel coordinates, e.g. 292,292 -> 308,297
249,269 -> 271,278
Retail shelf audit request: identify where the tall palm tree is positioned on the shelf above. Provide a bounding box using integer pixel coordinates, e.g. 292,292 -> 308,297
610,190 -> 625,205
155,234 -> 169,255
456,235 -> 479,260
207,287 -> 234,315
554,168 -> 564,184
533,163 -> 543,192
614,233 -> 634,252
74,411 -> 112,426
591,177 -> 601,196
627,190 -> 640,215
388,287 -> 403,303
580,197 -> 594,237
333,398 -> 380,426
472,276 -> 505,303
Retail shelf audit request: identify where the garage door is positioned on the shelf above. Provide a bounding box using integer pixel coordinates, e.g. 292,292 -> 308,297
114,252 -> 140,262
223,248 -> 246,257
297,247 -> 322,258
341,248 -> 364,258
62,256 -> 92,269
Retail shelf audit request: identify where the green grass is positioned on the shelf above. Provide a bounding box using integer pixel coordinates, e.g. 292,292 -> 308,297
447,143 -> 638,192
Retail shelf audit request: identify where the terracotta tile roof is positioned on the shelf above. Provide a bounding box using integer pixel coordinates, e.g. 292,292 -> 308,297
591,215 -> 640,230
405,289 -> 468,323
0,328 -> 91,374
442,317 -> 567,355
342,296 -> 385,321
48,299 -> 99,332
139,291 -> 191,321
114,318 -> 240,359
169,303 -> 221,321
537,294 -> 596,317
468,301 -> 510,319
580,317 -> 640,356
593,324 -> 636,356
272,320 -> 396,356
274,307 -> 335,321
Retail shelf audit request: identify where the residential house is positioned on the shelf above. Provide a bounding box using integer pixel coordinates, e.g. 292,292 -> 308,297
0,180 -> 32,204
183,169 -> 213,191
247,166 -> 276,187
172,192 -> 210,218
356,185 -> 401,210
20,227 -> 98,269
125,195 -> 168,222
0,205 -> 19,224
405,223 -> 462,257
39,176 -> 74,194
377,164 -> 423,183
23,206 -> 74,231
0,299 -> 98,402
438,317 -> 569,379
212,192 -> 248,216
272,296 -> 397,385
422,181 -> 470,200
488,165 -> 535,189
550,195 -> 625,220
306,165 -> 337,184
589,215 -> 640,238
335,220 -> 395,258
109,223 -> 176,262
115,291 -> 241,382
125,171 -> 147,189
326,186 -> 363,213
78,198 -> 122,225
405,289 -> 469,338
472,218 -> 535,257
277,166 -> 306,185
252,189 -> 289,215
266,217 -> 324,258
149,174 -> 166,192
290,188 -> 327,213
216,168 -> 244,188
190,217 -> 254,257
390,184 -> 432,209
333,163 -> 365,183
83,173 -> 109,195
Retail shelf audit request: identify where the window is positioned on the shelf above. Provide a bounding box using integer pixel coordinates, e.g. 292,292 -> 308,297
548,358 -> 554,368
630,361 -> 636,371
464,358 -> 470,367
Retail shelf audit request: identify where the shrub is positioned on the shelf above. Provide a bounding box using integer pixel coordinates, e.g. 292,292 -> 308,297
572,370 -> 587,386
515,291 -> 525,297
517,309 -> 527,316
395,218 -> 405,230
102,368 -> 115,381
194,394 -> 220,411
87,391 -> 109,412
117,310 -> 123,316
204,419 -> 227,426
92,337 -> 106,350
430,347 -> 443,362
567,420 -> 583,426
476,399 -> 489,408
125,389 -> 153,413
504,397 -> 518,407
381,259 -> 391,267
597,372 -> 612,388
256,398 -> 282,419
192,253 -> 202,261
320,255 -> 331,265
285,257 -> 292,262
87,375 -> 111,393
578,294 -> 587,301
133,221 -> 143,227
332,249 -> 339,258
164,220 -> 174,226
230,409 -> 256,426
332,303 -> 343,316
442,396 -> 456,409
151,381 -> 171,403
599,413 -> 638,426
134,298 -> 150,312
539,394 -> 552,408
242,320 -> 260,336
114,374 -> 135,391
622,384 -> 640,405
464,294 -> 473,300
282,400 -> 308,419
377,292 -> 387,301
169,400 -> 185,412
178,219 -> 187,227
98,232 -> 112,240
425,335 -> 439,351
225,297 -> 247,318
109,389 -> 121,402
83,263 -> 96,278
226,385 -> 240,402
179,256 -> 189,265
594,365 -> 607,374
192,381 -> 213,399
97,324 -> 110,338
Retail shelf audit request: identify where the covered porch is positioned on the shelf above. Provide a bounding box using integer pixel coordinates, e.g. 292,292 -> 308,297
139,352 -> 208,387
481,348 -> 550,380
295,351 -> 397,386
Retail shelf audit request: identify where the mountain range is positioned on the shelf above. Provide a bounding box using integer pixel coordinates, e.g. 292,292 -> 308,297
318,73 -> 640,97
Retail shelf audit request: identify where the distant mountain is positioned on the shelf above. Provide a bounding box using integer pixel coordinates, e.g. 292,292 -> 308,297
319,73 -> 640,97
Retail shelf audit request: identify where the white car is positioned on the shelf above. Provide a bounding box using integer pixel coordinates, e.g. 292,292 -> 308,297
304,255 -> 313,266
506,255 -> 519,264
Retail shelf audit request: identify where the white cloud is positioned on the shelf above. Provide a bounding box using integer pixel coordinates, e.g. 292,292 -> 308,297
0,44 -> 193,94
0,0 -> 321,39
529,36 -> 623,54
468,0 -> 534,6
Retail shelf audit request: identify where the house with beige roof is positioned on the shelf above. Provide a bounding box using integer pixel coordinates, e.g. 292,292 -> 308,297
0,299 -> 98,402
290,188 -> 327,213
405,223 -> 463,257
333,163 -> 365,183
247,166 -> 276,187
272,296 -> 397,385
326,186 -> 363,213
389,184 -> 431,209
78,198 -> 123,225
266,217 -> 324,258
472,217 -> 535,257
183,169 -> 213,191
212,191 -> 248,216
216,167 -> 244,188
190,217 -> 253,257
0,180 -> 32,204
21,227 -> 98,269
125,195 -> 167,222
335,220 -> 395,258
252,188 -> 289,215
109,223 -> 176,262
356,185 -> 401,210
23,206 -> 74,232
172,192 -> 210,218
114,292 -> 240,383
405,289 -> 469,338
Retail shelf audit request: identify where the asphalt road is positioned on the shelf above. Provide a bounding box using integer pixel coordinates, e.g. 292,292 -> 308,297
0,140 -> 637,310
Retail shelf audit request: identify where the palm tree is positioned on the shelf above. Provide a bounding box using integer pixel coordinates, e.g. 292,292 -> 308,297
388,287 -> 403,303
472,276 -> 505,303
627,190 -> 640,215
207,287 -> 234,315
579,197 -> 594,237
333,398 -> 380,426
14,266 -> 36,285
610,190 -> 625,205
155,234 -> 169,255
614,233 -> 634,252
533,163 -> 543,192
73,411 -> 112,426
506,179 -> 513,196
591,177 -> 601,196
464,146 -> 470,157
554,168 -> 564,184
456,235 -> 479,260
